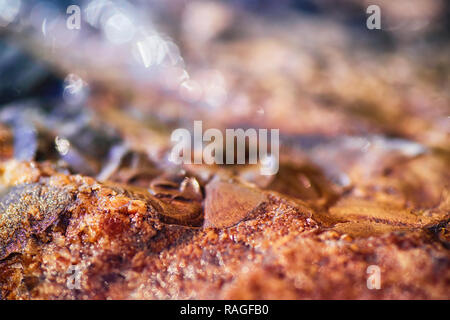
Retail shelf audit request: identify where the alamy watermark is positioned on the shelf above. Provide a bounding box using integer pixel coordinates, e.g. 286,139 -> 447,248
366,5 -> 381,30
66,264 -> 81,290
66,5 -> 81,30
169,121 -> 279,175
366,265 -> 381,290
64,4 -> 382,31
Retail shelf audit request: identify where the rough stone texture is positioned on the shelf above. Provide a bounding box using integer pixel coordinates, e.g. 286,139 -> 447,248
0,160 -> 448,300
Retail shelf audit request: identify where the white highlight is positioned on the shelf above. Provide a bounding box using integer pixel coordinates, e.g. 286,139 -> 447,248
135,35 -> 182,68
63,73 -> 88,106
55,136 -> 70,156
104,12 -> 136,44
0,0 -> 21,27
